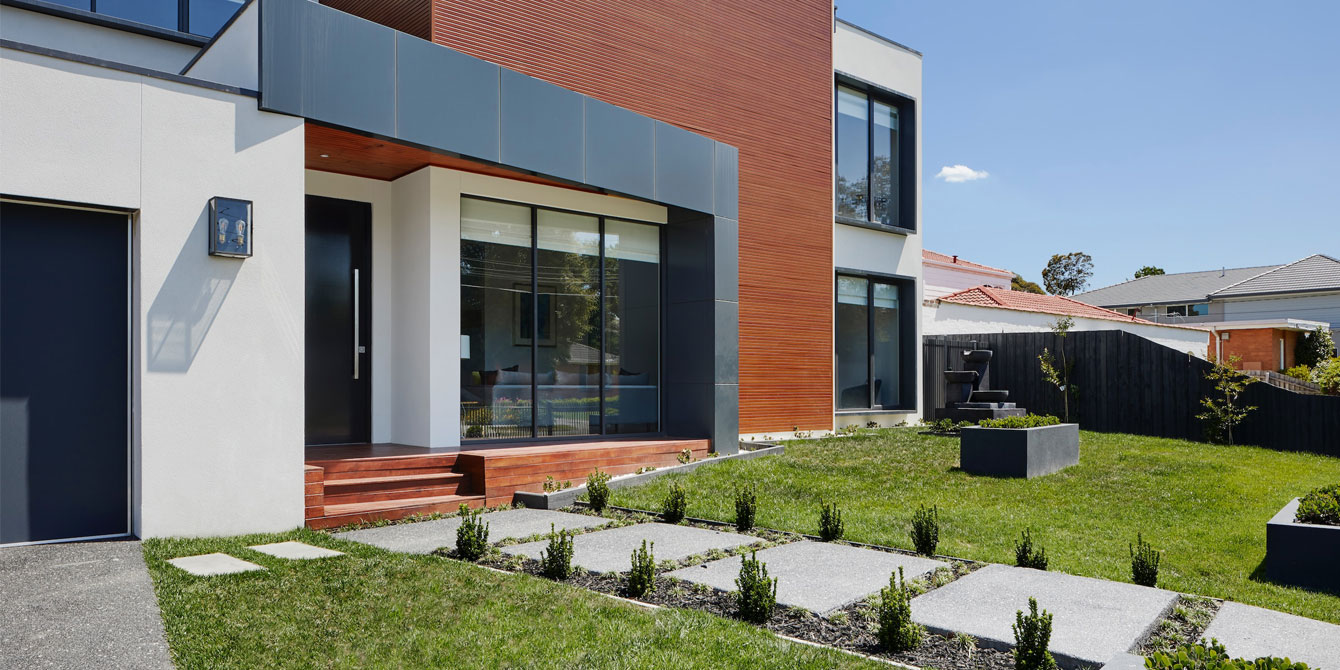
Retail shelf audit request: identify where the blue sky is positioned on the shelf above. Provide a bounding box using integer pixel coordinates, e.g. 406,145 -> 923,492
837,1 -> 1340,290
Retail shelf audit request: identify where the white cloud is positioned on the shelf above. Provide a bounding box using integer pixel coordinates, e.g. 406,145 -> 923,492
935,164 -> 990,183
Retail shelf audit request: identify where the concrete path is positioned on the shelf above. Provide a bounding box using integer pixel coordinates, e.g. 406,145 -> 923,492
667,541 -> 948,614
0,540 -> 173,670
503,522 -> 758,573
910,564 -> 1177,668
1201,602 -> 1340,668
335,508 -> 610,554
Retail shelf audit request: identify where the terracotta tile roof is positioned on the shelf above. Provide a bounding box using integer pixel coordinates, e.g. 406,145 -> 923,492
939,286 -> 1169,325
922,249 -> 1011,276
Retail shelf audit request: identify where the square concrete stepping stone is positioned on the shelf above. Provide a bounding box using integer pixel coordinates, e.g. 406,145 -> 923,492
248,541 -> 344,560
910,564 -> 1177,667
334,508 -> 610,554
1201,602 -> 1340,668
502,523 -> 759,574
166,553 -> 265,577
666,541 -> 949,614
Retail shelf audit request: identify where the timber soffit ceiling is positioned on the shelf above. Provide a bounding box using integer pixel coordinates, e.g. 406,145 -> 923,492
256,0 -> 738,219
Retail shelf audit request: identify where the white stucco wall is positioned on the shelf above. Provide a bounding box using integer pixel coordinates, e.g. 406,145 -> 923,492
2,48 -> 306,538
924,302 -> 1210,358
182,0 -> 258,90
0,6 -> 200,73
923,261 -> 1012,300
825,21 -> 925,431
1220,292 -> 1340,331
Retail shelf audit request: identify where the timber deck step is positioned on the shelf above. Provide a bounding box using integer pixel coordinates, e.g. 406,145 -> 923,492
307,494 -> 485,530
323,472 -> 466,493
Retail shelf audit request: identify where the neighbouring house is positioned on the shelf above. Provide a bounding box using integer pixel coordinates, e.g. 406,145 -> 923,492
922,249 -> 1013,300
0,1 -> 922,544
925,286 -> 1210,357
1075,255 -> 1340,370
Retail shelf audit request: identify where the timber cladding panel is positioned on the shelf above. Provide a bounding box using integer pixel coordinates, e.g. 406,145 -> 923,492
320,0 -> 431,39
426,0 -> 836,433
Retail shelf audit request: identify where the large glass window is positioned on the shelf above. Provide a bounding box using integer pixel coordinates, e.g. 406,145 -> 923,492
836,82 -> 910,229
836,274 -> 910,410
44,0 -> 244,37
461,197 -> 660,440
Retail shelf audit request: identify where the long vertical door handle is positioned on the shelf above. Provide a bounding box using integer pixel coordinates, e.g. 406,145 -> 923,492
353,268 -> 360,380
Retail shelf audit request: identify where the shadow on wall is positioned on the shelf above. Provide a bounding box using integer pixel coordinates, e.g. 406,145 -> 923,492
146,205 -> 241,372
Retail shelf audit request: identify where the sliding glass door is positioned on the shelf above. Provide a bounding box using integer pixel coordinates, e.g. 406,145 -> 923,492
461,197 -> 660,440
835,273 -> 911,411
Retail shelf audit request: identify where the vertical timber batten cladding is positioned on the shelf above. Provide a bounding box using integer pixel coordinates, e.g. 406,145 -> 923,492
321,0 -> 431,39
328,0 -> 836,433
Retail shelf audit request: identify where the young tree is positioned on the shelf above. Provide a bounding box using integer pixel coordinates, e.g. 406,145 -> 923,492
1041,252 -> 1094,296
1295,326 -> 1336,369
1134,265 -> 1165,279
1038,317 -> 1076,421
1196,355 -> 1257,445
1012,274 -> 1045,294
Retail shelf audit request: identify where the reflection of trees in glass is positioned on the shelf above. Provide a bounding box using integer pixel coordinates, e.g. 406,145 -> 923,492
837,173 -> 868,220
540,249 -> 599,371
870,155 -> 893,225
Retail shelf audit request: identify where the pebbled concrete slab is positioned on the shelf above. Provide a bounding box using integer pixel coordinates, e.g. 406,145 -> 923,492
910,564 -> 1177,668
167,552 -> 265,576
248,541 -> 344,560
1201,602 -> 1340,668
0,540 -> 173,670
335,508 -> 611,554
666,541 -> 949,614
503,522 -> 759,573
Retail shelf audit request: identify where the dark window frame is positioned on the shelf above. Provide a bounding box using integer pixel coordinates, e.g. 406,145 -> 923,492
834,269 -> 917,412
460,194 -> 664,444
3,0 -> 238,40
834,72 -> 917,235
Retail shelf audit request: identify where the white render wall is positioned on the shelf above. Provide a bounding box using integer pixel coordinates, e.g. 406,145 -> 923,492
0,5 -> 200,73
1,48 -> 306,538
828,21 -> 925,430
924,302 -> 1210,358
307,166 -> 667,449
923,260 -> 1013,300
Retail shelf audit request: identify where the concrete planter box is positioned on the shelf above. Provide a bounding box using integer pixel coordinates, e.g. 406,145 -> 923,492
959,423 -> 1079,478
1265,498 -> 1340,594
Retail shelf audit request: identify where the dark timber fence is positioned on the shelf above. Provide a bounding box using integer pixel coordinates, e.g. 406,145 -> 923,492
923,330 -> 1340,457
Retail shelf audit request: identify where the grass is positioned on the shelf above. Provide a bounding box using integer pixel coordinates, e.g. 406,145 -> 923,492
609,428 -> 1340,623
143,529 -> 883,669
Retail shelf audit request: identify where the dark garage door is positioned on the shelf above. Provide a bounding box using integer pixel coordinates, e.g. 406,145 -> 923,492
1,201 -> 129,545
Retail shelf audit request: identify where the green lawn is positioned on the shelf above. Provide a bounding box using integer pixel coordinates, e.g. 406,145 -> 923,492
143,530 -> 882,670
610,428 -> 1340,624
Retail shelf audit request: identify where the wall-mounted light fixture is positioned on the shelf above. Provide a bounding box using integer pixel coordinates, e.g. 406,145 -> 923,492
208,197 -> 253,258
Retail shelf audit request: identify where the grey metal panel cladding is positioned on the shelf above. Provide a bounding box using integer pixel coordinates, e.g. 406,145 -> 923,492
500,69 -> 584,183
655,122 -> 715,213
713,216 -> 739,302
395,34 -> 500,162
713,142 -> 739,220
303,8 -> 395,136
258,0 -> 304,113
584,99 -> 654,200
715,301 -> 739,385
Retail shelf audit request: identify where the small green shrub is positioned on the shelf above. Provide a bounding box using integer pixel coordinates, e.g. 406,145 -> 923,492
1012,597 -> 1057,670
661,482 -> 688,523
677,448 -> 693,464
1131,532 -> 1161,587
735,484 -> 758,532
1282,364 -> 1312,382
876,567 -> 924,652
540,523 -> 575,580
1295,484 -> 1340,526
735,550 -> 777,623
1014,528 -> 1048,570
910,504 -> 939,556
586,468 -> 612,513
454,505 -> 490,561
818,502 -> 844,541
979,414 -> 1061,429
1144,639 -> 1312,670
626,539 -> 656,597
1317,357 -> 1340,395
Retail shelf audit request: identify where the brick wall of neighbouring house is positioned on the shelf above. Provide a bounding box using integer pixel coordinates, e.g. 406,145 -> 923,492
1219,328 -> 1293,371
327,0 -> 837,433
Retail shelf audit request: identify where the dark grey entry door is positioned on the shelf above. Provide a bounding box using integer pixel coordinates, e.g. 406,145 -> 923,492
1,202 -> 130,545
305,195 -> 372,445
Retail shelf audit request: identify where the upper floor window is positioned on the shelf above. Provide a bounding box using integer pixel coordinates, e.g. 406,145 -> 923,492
836,80 -> 914,231
1164,303 -> 1209,318
43,0 -> 244,38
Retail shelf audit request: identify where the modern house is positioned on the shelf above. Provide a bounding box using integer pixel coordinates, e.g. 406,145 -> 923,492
1076,255 -> 1340,369
922,249 -> 1013,301
0,0 -> 923,544
924,286 -> 1210,357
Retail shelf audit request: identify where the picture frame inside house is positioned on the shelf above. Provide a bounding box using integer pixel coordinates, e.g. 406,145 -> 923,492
208,197 -> 253,258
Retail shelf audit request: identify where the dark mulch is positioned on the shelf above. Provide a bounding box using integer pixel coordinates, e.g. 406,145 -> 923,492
473,552 -> 1013,670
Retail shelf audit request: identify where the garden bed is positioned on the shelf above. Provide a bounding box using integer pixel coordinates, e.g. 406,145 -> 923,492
1265,498 -> 1340,594
959,423 -> 1079,478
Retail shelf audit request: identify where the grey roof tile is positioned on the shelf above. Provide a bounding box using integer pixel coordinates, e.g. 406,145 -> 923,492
1074,265 -> 1280,307
1211,254 -> 1340,298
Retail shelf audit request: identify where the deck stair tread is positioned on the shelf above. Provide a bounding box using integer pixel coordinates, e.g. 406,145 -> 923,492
324,472 -> 464,489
